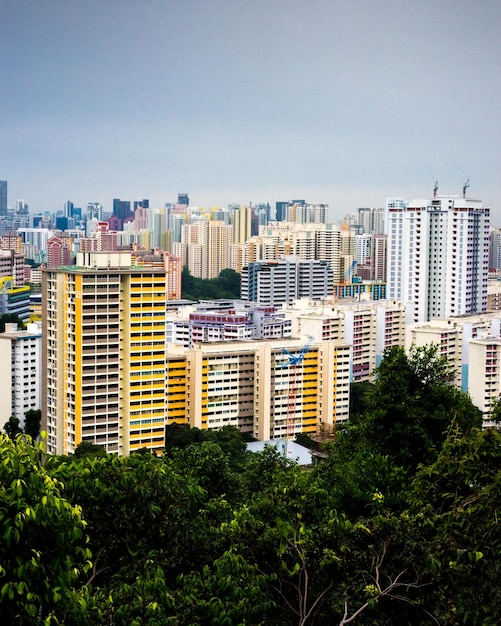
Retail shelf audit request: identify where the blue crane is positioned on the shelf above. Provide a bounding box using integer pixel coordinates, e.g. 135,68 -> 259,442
343,260 -> 357,283
279,336 -> 314,443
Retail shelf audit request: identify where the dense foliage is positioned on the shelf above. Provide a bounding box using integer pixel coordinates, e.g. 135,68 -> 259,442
181,267 -> 241,300
4,409 -> 42,442
0,313 -> 25,332
1,346 -> 500,624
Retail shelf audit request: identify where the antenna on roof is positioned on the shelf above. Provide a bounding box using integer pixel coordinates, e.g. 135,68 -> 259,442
429,167 -> 438,199
463,179 -> 470,199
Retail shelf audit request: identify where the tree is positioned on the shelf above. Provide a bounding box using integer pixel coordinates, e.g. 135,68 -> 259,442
410,427 -> 501,623
0,314 -> 25,332
362,345 -> 482,470
46,452 -> 210,589
0,433 -> 91,623
164,422 -> 205,454
217,268 -> 241,298
73,441 -> 108,458
294,432 -> 314,449
4,416 -> 22,439
24,409 -> 41,441
181,266 -> 241,300
349,380 -> 374,421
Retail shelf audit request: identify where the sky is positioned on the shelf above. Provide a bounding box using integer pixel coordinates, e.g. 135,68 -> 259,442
1,0 -> 500,222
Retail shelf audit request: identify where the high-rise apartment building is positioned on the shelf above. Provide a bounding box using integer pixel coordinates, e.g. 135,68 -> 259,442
468,337 -> 501,425
46,236 -> 73,268
42,251 -> 181,455
180,220 -> 233,279
0,181 -> 7,216
357,207 -> 385,234
241,257 -> 333,306
283,298 -> 406,381
0,323 -> 41,430
387,196 -> 489,323
489,228 -> 501,271
42,256 -> 351,454
233,206 -> 252,244
183,338 -> 350,440
371,234 -> 387,281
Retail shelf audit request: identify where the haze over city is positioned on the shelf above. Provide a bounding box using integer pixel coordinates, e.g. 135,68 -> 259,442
2,0 -> 500,220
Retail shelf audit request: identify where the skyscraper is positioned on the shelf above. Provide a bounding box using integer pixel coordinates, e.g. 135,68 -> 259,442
386,195 -> 489,323
112,198 -> 132,222
0,181 -> 7,216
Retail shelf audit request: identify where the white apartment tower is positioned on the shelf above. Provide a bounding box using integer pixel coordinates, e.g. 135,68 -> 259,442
387,196 -> 489,323
0,323 -> 41,430
241,257 -> 333,306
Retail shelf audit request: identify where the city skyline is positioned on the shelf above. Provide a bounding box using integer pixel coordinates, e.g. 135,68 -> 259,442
2,1 -> 500,220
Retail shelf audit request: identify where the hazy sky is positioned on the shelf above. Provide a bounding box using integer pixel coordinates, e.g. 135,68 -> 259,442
1,0 -> 500,221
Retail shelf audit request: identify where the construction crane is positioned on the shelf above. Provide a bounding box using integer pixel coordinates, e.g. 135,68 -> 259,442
342,260 -> 357,284
279,336 -> 314,454
463,179 -> 470,199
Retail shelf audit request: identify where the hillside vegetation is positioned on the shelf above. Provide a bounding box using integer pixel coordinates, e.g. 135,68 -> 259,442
1,346 -> 500,625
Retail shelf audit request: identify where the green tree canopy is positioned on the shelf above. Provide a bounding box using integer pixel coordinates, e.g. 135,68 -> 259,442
0,433 -> 91,623
24,409 -> 41,441
362,345 -> 482,470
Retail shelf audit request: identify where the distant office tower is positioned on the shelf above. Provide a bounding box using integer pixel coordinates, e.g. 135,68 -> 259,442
275,200 -> 327,224
112,198 -> 132,222
87,202 -> 103,221
147,208 -> 167,250
0,181 -> 7,216
275,201 -> 289,222
178,193 -> 189,206
42,251 -> 182,455
387,196 -> 490,323
133,199 -> 149,212
241,257 -> 332,305
64,201 -> 74,218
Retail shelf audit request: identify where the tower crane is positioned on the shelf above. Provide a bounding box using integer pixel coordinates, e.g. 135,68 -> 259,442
278,336 -> 314,453
463,179 -> 470,199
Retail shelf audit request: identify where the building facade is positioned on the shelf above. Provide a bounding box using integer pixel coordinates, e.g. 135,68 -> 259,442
0,322 -> 41,430
387,196 -> 489,323
42,251 -> 180,455
241,257 -> 333,306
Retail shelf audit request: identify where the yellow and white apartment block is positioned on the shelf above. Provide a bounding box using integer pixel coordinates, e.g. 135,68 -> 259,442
43,252 -> 176,455
43,252 -> 351,455
181,338 -> 350,440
